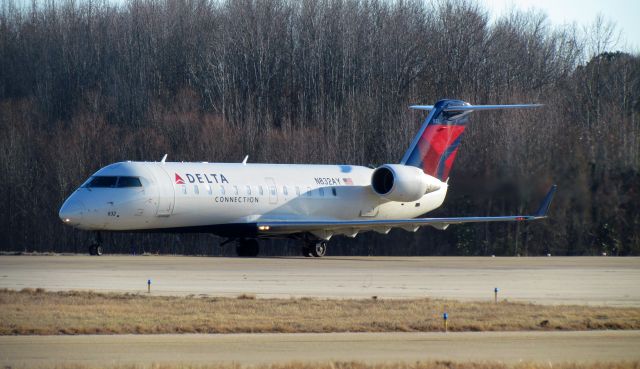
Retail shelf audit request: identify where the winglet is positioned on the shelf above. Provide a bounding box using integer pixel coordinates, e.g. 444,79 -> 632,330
160,154 -> 168,164
535,185 -> 557,218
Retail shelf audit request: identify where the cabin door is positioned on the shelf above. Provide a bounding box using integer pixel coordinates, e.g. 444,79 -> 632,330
265,177 -> 278,205
155,165 -> 176,217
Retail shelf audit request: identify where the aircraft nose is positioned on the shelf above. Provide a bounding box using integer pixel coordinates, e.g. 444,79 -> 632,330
59,196 -> 85,226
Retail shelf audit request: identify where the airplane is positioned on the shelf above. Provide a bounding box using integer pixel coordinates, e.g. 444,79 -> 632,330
59,99 -> 556,257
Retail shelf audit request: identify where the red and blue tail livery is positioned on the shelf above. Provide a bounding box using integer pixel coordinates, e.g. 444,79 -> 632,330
401,99 -> 542,180
402,100 -> 469,180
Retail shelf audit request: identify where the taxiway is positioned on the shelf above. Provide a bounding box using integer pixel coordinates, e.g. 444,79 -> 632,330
1,331 -> 638,366
1,255 -> 638,305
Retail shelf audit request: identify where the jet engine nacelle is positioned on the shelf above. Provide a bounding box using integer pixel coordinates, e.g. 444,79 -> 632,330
371,164 -> 442,202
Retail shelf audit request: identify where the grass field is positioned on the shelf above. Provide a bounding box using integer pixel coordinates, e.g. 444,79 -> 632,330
2,288 -> 640,335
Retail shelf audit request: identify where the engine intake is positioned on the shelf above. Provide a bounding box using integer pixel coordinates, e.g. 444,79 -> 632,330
371,164 -> 441,202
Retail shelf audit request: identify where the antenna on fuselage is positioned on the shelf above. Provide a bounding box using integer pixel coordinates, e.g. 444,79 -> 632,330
242,155 -> 249,165
160,154 -> 167,164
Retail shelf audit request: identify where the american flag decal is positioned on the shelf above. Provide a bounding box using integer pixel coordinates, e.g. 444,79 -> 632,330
343,178 -> 354,185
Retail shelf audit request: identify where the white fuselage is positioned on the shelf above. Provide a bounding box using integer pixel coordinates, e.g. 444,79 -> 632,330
59,161 -> 448,236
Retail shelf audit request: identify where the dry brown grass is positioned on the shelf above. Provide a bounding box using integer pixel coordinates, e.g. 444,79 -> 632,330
1,288 -> 639,335
4,361 -> 640,369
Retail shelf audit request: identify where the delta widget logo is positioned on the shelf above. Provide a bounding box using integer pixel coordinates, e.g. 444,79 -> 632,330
175,173 -> 185,184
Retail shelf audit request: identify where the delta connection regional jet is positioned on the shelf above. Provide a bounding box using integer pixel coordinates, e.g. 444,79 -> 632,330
59,99 -> 556,257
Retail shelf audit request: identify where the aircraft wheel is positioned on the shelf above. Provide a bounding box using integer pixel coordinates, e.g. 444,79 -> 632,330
301,246 -> 313,257
246,239 -> 259,257
89,233 -> 103,256
89,244 -> 103,256
311,241 -> 327,257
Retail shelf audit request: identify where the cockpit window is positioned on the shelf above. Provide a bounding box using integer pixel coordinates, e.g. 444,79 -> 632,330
86,176 -> 118,188
117,176 -> 142,188
84,176 -> 142,188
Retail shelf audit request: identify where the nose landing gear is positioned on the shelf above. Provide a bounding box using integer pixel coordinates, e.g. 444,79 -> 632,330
89,244 -> 103,256
89,232 -> 104,256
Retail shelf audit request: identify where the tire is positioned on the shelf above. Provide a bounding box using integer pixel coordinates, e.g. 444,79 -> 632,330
302,246 -> 313,257
89,244 -> 103,256
246,239 -> 259,257
311,241 -> 327,257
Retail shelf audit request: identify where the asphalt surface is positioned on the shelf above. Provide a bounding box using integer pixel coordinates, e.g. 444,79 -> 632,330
1,331 -> 639,366
1,255 -> 639,305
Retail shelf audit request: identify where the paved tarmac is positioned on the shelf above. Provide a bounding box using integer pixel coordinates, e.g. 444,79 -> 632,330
1,255 -> 638,305
1,331 -> 639,366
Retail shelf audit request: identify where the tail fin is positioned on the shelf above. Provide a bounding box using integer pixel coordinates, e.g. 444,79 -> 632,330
400,99 -> 542,181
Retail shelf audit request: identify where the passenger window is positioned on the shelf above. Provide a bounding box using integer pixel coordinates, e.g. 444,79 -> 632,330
332,187 -> 337,196
87,176 -> 118,188
296,186 -> 300,196
207,185 -> 212,195
319,188 -> 324,197
283,186 -> 288,196
220,186 -> 225,195
182,185 -> 187,195
194,185 -> 199,195
270,186 -> 276,196
233,185 -> 239,195
246,185 -> 251,195
117,177 -> 142,188
259,186 -> 264,196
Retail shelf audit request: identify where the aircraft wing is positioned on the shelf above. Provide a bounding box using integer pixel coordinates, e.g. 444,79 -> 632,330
256,185 -> 556,238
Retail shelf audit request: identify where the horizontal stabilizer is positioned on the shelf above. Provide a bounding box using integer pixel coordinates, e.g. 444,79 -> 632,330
410,104 -> 543,111
402,100 -> 542,181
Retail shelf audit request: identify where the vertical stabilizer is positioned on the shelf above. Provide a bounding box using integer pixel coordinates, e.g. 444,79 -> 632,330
401,99 -> 542,181
401,99 -> 470,181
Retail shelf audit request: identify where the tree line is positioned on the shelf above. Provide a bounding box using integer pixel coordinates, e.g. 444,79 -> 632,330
0,0 -> 638,255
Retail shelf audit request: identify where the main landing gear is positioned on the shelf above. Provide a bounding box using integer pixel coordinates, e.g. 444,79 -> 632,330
302,241 -> 327,257
89,232 -> 103,256
236,239 -> 260,257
